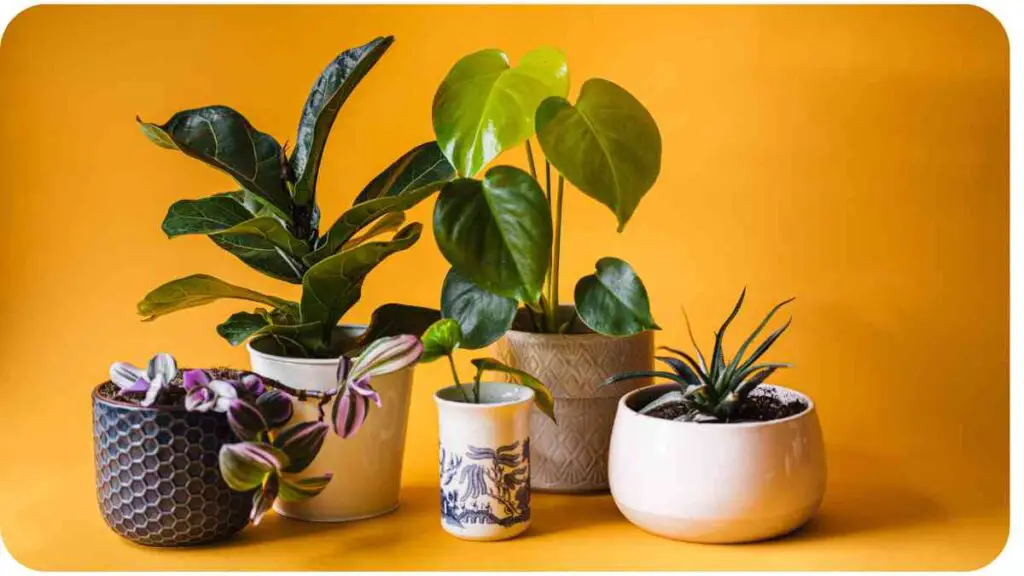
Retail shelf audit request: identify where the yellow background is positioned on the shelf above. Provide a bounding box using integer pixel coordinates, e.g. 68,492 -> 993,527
0,4 -> 1008,570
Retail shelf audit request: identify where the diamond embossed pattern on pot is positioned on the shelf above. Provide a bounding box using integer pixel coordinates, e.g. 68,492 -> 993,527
92,391 -> 252,546
496,330 -> 654,492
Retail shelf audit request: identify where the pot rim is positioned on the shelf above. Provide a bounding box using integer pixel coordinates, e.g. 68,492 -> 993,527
503,327 -> 655,343
92,367 -> 282,413
246,323 -> 368,366
619,383 -> 816,428
434,381 -> 535,409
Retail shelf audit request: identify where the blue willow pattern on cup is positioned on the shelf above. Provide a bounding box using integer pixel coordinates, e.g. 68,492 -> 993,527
439,439 -> 531,527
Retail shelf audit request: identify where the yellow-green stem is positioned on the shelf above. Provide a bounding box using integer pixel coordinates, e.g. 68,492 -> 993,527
550,175 -> 565,327
525,139 -> 538,180
447,354 -> 471,403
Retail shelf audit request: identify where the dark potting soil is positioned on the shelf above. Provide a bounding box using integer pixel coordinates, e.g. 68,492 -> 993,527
645,387 -> 807,423
96,367 -> 251,408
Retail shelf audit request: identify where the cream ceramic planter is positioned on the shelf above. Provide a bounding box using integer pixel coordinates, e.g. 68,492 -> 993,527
609,384 -> 826,543
435,382 -> 533,541
496,317 -> 654,492
246,328 -> 414,523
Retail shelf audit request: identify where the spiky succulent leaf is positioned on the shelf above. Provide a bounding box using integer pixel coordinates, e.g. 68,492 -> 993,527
638,390 -> 687,415
601,370 -> 688,388
736,318 -> 793,376
709,288 -> 746,386
680,306 -> 708,372
723,297 -> 795,382
657,346 -> 710,385
654,356 -> 701,387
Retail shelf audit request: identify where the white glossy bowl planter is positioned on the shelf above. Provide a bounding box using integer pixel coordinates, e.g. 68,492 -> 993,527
608,384 -> 826,543
247,327 -> 414,523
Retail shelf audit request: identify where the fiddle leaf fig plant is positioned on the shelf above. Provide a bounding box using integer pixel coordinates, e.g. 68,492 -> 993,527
137,36 -> 453,358
419,319 -> 556,421
431,47 -> 661,343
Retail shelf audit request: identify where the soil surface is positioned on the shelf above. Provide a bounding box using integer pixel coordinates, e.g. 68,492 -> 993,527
645,387 -> 807,423
96,367 -> 252,408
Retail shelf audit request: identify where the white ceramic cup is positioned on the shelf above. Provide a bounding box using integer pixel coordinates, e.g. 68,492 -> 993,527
609,383 -> 826,543
434,382 -> 534,541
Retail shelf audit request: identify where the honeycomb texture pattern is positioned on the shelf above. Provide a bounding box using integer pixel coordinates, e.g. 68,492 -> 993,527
92,389 -> 252,546
496,329 -> 654,492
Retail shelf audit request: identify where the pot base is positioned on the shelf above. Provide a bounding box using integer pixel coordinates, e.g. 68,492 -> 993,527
441,521 -> 530,542
614,499 -> 821,544
273,501 -> 401,524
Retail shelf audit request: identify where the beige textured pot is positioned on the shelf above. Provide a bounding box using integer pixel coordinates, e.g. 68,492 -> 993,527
495,311 -> 654,492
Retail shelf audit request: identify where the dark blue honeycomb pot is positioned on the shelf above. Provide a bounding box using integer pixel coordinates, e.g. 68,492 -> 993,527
92,384 -> 253,546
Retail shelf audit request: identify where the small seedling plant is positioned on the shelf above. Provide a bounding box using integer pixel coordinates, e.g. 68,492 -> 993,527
419,319 -> 556,421
605,289 -> 795,422
108,335 -> 421,524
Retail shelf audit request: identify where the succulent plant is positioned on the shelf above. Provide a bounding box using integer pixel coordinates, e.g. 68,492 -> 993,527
604,289 -> 794,422
109,352 -> 178,407
419,318 -> 556,421
136,36 -> 454,358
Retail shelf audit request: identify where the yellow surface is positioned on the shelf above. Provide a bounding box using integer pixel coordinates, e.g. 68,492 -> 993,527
0,4 -> 1008,570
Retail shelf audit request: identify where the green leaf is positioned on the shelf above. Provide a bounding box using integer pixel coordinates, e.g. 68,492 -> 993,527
304,184 -> 439,266
300,223 -> 422,343
536,78 -> 661,231
211,216 -> 310,258
138,274 -> 295,321
278,473 -> 333,502
291,36 -> 394,207
724,297 -> 795,380
433,47 -> 569,177
574,257 -> 658,336
433,167 -> 552,304
420,318 -> 462,363
161,192 -> 252,237
217,311 -> 270,346
342,212 -> 405,249
354,141 -> 456,204
471,357 -> 556,423
218,442 -> 288,491
162,192 -> 306,283
138,107 -> 292,217
441,268 -> 516,349
354,304 -> 441,352
601,370 -> 687,388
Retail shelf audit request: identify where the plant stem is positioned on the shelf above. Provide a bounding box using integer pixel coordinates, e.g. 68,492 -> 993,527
473,371 -> 482,404
551,175 -> 565,322
447,354 -> 471,403
525,139 -> 538,180
542,161 -> 557,332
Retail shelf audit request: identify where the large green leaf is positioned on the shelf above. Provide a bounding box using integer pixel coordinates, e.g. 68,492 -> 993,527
290,36 -> 394,207
138,274 -> 296,321
536,78 -> 661,231
138,107 -> 292,217
574,257 -> 658,336
354,141 -> 455,204
300,223 -> 422,342
162,192 -> 305,283
304,184 -> 439,266
433,166 -> 552,304
441,268 -> 516,349
216,311 -> 270,346
211,216 -> 311,259
432,47 -> 569,177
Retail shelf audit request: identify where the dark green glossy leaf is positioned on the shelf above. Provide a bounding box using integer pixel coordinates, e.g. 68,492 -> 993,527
217,311 -> 270,346
574,257 -> 658,336
291,36 -> 394,207
433,47 -> 569,177
162,192 -> 252,237
536,78 -> 661,231
354,304 -> 441,352
441,268 -> 516,349
212,216 -> 310,258
471,357 -> 556,422
210,233 -> 305,284
304,185 -> 438,266
138,274 -> 295,321
433,167 -> 552,304
343,212 -> 405,249
354,141 -> 455,204
420,318 -> 462,363
138,107 -> 292,216
300,223 -> 422,343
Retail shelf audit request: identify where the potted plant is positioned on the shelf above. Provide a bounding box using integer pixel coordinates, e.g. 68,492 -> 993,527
605,291 -> 826,543
419,319 -> 554,541
428,47 -> 662,492
135,36 -> 454,521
